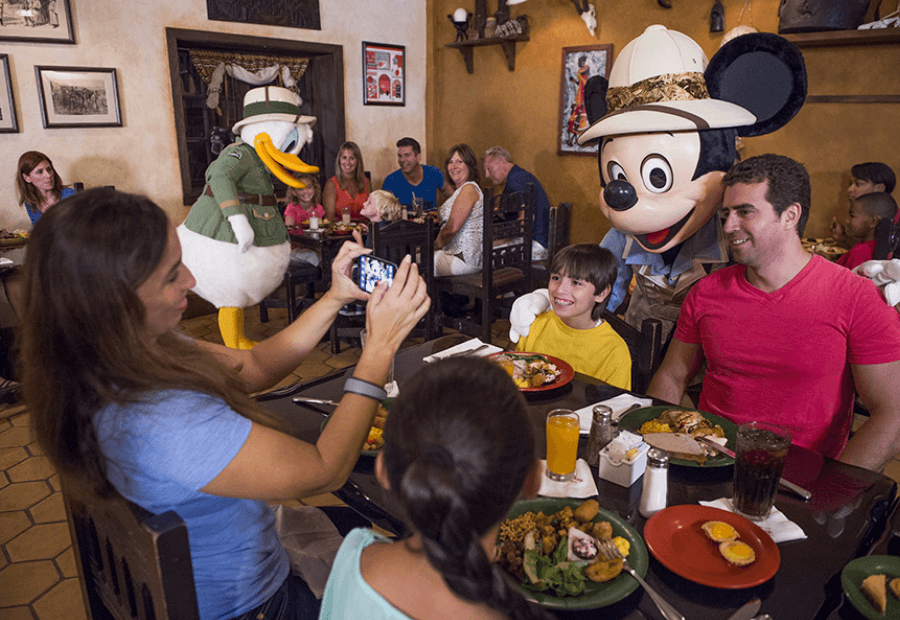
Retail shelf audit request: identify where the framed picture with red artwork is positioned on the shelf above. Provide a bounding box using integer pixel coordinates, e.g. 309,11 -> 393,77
558,44 -> 613,156
363,42 -> 405,106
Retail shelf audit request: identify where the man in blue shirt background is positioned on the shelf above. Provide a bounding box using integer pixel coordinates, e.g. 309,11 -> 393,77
483,146 -> 551,259
382,137 -> 451,215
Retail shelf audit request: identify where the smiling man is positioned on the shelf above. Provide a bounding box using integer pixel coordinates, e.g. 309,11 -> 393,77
648,154 -> 900,472
381,137 -> 450,215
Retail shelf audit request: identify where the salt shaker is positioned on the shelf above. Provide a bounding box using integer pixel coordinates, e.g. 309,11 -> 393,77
586,405 -> 615,467
639,448 -> 669,518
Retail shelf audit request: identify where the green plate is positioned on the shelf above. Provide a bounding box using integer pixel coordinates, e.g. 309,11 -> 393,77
618,405 -> 737,468
841,556 -> 900,619
319,397 -> 392,457
500,497 -> 648,610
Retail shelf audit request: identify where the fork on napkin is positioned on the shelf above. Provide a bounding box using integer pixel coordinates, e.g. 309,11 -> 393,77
422,338 -> 504,363
574,394 -> 653,434
699,498 -> 807,543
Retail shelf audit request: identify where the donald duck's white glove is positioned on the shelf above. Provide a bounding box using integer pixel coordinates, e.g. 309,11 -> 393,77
853,259 -> 900,307
509,288 -> 551,343
228,214 -> 255,254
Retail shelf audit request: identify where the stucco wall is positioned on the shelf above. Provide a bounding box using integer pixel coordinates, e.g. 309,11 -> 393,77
427,0 -> 900,243
1,0 -> 427,228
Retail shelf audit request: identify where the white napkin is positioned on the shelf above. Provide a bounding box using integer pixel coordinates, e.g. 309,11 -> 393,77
536,459 -> 598,498
574,394 -> 654,434
699,498 -> 807,543
422,338 -> 504,363
0,258 -> 12,266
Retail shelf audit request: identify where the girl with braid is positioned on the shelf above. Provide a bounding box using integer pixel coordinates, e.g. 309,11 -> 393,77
319,357 -> 551,620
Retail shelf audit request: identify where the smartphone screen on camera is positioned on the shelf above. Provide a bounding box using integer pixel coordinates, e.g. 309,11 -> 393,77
355,255 -> 397,294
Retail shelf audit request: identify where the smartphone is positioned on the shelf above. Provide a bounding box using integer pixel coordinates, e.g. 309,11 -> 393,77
355,254 -> 397,293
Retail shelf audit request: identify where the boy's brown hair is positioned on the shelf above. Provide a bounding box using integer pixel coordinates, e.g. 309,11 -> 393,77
550,244 -> 617,321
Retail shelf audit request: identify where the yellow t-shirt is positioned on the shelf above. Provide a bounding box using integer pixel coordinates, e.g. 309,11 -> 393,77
516,311 -> 632,390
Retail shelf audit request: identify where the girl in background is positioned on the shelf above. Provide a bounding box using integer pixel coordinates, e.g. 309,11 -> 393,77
319,357 -> 550,620
284,175 -> 325,228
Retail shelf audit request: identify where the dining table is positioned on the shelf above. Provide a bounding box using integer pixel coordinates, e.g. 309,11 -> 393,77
802,237 -> 850,262
257,333 -> 898,620
288,222 -> 364,286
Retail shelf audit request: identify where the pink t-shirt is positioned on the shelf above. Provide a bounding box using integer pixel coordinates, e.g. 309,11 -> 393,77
675,255 -> 900,458
836,239 -> 876,270
283,202 -> 324,225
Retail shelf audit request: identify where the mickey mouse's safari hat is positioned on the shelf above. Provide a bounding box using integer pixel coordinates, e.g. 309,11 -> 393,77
578,25 -> 756,144
232,86 -> 316,134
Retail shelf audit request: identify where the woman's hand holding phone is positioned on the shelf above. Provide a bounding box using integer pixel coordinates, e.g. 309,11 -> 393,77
328,230 -> 372,305
364,255 -> 431,357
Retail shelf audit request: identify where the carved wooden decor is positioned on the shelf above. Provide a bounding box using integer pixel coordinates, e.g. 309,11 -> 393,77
206,0 -> 321,30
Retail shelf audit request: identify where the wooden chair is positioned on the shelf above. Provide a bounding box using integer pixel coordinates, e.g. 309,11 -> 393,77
601,310 -> 664,394
531,201 -> 572,286
435,185 -> 534,344
328,218 -> 437,353
258,259 -> 321,324
63,480 -> 199,620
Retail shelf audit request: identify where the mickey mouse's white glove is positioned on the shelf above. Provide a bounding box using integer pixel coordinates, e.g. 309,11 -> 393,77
228,214 -> 255,254
509,288 -> 551,343
854,259 -> 900,307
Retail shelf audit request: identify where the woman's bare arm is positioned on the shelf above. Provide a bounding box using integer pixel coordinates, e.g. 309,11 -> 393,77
323,177 -> 338,221
434,184 -> 478,250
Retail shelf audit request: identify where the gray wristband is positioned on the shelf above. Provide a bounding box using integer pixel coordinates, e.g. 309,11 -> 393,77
343,376 -> 387,401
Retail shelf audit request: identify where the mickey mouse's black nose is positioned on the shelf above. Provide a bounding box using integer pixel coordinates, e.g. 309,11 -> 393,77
604,180 -> 637,211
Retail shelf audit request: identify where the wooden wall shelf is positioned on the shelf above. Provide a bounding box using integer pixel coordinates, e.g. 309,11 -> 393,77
782,27 -> 900,47
446,35 -> 530,74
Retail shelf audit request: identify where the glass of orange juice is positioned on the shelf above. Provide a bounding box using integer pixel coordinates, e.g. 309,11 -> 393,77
546,409 -> 580,481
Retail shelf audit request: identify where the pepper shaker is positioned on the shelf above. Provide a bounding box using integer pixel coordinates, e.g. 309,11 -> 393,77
639,448 -> 669,518
586,405 -> 615,467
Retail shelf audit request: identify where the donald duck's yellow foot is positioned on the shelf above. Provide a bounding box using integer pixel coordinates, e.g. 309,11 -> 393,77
218,307 -> 257,349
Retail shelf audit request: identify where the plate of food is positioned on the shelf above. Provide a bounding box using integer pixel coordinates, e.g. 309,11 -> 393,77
618,405 -> 737,467
841,556 -> 900,619
320,399 -> 390,456
0,229 -> 28,247
497,497 -> 648,610
330,223 -> 359,236
488,352 -> 575,392
643,505 -> 780,589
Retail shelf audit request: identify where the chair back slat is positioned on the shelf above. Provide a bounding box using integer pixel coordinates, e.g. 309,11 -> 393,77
63,481 -> 199,620
601,311 -> 663,394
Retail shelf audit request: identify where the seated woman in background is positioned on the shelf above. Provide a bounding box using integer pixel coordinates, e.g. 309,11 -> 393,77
319,357 -> 550,620
324,141 -> 370,222
433,144 -> 483,277
16,151 -> 75,225
22,188 -> 430,620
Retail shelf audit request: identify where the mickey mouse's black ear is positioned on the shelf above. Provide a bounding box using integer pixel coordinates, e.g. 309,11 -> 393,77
705,32 -> 806,138
584,75 -> 609,125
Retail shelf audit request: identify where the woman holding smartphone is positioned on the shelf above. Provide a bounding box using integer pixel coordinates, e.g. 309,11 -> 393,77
22,188 -> 430,620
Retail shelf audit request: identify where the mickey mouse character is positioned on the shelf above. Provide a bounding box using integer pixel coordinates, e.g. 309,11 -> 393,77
178,86 -> 318,349
510,25 -> 806,342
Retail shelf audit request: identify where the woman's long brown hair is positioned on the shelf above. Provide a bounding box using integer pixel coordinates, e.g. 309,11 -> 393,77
21,188 -> 284,500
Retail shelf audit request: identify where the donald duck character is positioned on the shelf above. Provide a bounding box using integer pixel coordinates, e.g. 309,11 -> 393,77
510,25 -> 806,343
177,86 -> 318,349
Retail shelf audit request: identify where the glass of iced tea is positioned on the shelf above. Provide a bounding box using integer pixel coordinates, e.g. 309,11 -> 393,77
546,409 -> 580,481
733,421 -> 791,520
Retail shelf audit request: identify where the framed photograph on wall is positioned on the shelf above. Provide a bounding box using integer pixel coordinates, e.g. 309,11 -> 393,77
36,66 -> 121,128
558,44 -> 613,156
0,55 -> 18,133
363,42 -> 405,106
0,0 -> 75,44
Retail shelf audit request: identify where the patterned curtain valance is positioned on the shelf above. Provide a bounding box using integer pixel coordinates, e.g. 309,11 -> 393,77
189,49 -> 310,85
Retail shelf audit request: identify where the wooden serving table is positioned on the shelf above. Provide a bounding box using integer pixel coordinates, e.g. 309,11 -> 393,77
257,335 -> 897,620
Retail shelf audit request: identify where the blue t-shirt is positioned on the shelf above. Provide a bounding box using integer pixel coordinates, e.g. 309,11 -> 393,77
382,165 -> 445,213
319,528 -> 413,620
25,186 -> 76,224
93,389 -> 289,620
504,165 -> 550,248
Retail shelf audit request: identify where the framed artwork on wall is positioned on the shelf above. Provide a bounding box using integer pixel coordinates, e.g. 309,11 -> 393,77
363,42 -> 405,106
35,66 -> 121,128
558,44 -> 613,156
0,55 -> 18,133
0,0 -> 75,44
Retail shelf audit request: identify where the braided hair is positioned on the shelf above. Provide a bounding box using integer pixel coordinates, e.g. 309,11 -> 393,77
382,357 -> 552,620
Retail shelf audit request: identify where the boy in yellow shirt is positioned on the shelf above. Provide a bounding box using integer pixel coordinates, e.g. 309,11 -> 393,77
516,244 -> 632,389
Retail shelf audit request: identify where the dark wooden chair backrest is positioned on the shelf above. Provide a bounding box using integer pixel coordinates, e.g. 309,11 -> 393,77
63,480 -> 199,620
481,184 -> 534,291
601,311 -> 664,394
547,202 -> 572,265
372,217 -> 439,340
